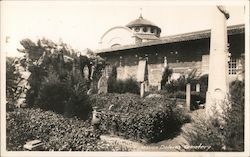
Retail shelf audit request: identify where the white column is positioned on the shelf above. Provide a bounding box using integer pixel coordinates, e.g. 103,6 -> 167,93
206,6 -> 230,115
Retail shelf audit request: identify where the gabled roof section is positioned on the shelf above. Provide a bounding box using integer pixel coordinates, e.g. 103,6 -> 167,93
95,24 -> 245,54
135,34 -> 159,40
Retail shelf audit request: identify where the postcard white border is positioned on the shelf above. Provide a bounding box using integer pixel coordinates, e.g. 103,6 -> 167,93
1,0 -> 249,157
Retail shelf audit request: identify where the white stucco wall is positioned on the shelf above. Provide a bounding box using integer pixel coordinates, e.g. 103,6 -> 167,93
99,26 -> 134,49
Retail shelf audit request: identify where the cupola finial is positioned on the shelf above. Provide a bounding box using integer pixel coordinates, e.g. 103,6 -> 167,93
139,8 -> 143,18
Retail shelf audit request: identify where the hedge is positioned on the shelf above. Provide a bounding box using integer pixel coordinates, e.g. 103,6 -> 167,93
90,93 -> 190,143
6,108 -> 129,151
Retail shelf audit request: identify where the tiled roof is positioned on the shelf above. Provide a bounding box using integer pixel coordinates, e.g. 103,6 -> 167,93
95,24 -> 245,54
126,15 -> 159,28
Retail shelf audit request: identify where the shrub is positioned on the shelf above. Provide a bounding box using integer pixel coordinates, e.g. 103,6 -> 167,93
224,80 -> 244,151
90,93 -> 190,143
122,78 -> 140,94
183,80 -> 244,151
107,65 -> 117,93
190,92 -> 205,110
109,78 -> 140,94
183,110 -> 225,151
65,74 -> 92,120
160,66 -> 173,88
6,108 -> 129,151
37,71 -> 92,120
38,80 -> 69,113
198,74 -> 208,95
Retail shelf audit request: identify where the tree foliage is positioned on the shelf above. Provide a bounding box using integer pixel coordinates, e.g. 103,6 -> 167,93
6,57 -> 21,110
16,38 -> 105,120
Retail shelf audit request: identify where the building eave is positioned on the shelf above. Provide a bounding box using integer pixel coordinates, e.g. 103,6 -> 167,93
95,24 -> 245,54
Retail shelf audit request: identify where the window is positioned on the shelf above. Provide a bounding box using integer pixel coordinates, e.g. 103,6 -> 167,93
228,57 -> 237,75
119,56 -> 123,67
135,27 -> 140,32
150,28 -> 154,33
111,44 -> 121,48
143,27 -> 147,32
135,37 -> 142,44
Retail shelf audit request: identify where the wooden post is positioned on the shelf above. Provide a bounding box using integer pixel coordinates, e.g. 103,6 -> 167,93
140,82 -> 145,98
158,82 -> 161,91
186,83 -> 191,111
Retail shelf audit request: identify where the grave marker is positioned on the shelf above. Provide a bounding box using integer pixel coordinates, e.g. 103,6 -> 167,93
196,83 -> 200,93
83,65 -> 89,80
137,59 -> 148,98
97,75 -> 108,94
137,59 -> 148,82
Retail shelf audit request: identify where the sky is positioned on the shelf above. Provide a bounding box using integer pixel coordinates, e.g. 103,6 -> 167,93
1,1 -> 246,57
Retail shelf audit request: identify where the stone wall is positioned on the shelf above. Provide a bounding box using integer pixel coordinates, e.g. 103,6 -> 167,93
116,60 -> 203,86
117,65 -> 138,80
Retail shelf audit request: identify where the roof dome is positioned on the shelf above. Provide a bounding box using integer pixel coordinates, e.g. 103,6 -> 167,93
126,14 -> 161,31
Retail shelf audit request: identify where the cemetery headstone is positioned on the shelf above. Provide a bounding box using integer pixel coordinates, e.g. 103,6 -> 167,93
83,65 -> 89,80
97,75 -> 108,94
196,83 -> 200,93
137,59 -> 148,82
137,59 -> 148,97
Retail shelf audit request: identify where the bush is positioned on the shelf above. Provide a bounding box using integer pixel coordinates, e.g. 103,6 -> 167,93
90,93 -> 190,143
184,80 -> 244,151
160,66 -> 173,88
6,108 -> 129,151
37,71 -> 92,120
107,65 -> 117,93
38,80 -> 69,113
122,78 -> 140,94
190,92 -> 205,110
224,80 -> 244,151
109,78 -> 140,94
